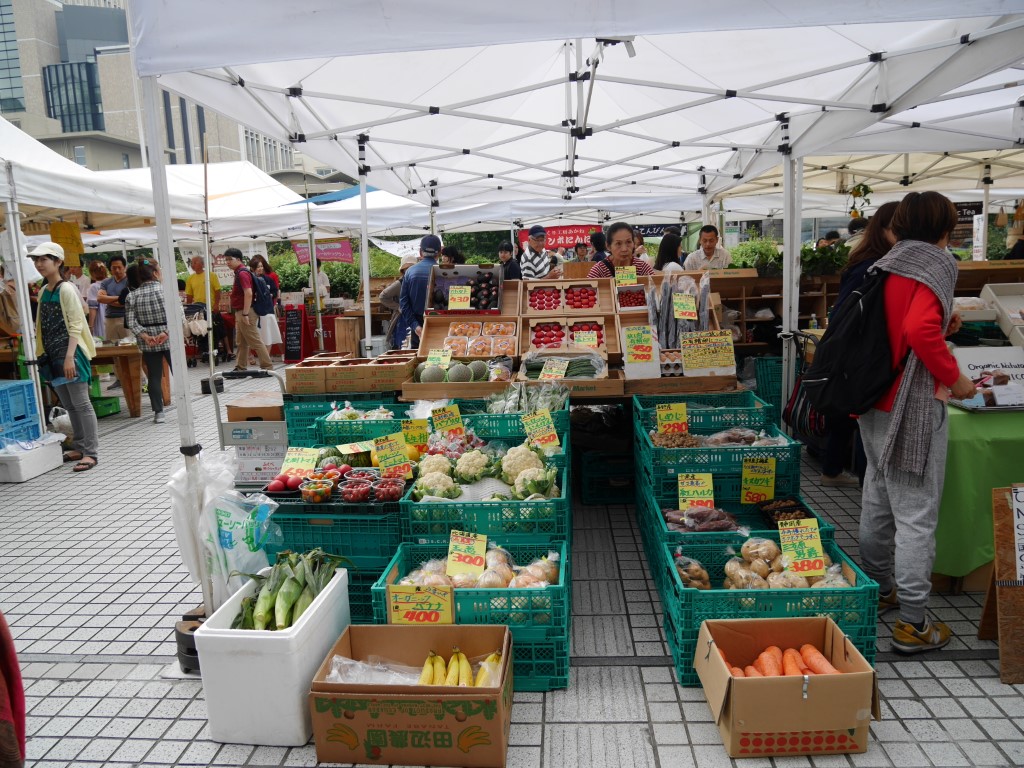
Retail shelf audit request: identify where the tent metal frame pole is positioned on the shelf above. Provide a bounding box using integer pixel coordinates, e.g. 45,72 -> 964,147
306,203 -> 325,353
980,164 -> 991,260
358,139 -> 373,348
201,135 -> 217,388
781,154 -> 803,417
141,74 -> 213,611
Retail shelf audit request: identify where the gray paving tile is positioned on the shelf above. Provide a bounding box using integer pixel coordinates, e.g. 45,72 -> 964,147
510,723 -> 543,746
571,615 -> 634,656
572,580 -> 626,614
248,745 -> 288,765
919,741 -> 970,767
506,745 -> 542,768
652,722 -> 688,745
546,667 -> 645,722
545,723 -> 655,768
656,745 -> 695,768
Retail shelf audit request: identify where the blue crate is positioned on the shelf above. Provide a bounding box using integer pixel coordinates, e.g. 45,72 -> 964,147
0,380 -> 38,434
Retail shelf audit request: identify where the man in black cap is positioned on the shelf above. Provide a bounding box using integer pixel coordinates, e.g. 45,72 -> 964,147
520,225 -> 560,279
399,234 -> 441,349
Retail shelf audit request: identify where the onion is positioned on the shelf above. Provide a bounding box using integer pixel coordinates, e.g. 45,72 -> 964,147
476,569 -> 509,589
421,559 -> 446,575
485,547 -> 512,569
534,557 -> 560,583
490,562 -> 515,585
421,573 -> 452,587
450,572 -> 480,589
508,572 -> 539,588
405,569 -> 424,584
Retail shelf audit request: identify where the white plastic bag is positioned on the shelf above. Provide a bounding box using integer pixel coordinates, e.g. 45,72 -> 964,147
49,406 -> 73,442
201,490 -> 280,610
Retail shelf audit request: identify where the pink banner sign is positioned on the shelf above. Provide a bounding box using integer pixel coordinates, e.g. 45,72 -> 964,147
516,224 -> 602,250
292,238 -> 354,264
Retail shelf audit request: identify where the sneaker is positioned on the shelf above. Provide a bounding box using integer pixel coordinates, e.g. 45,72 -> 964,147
878,588 -> 899,616
153,412 -> 165,424
892,618 -> 951,654
820,471 -> 860,487
107,380 -> 122,391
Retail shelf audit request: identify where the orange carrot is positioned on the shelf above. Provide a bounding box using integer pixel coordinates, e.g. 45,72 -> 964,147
782,648 -> 804,676
757,650 -> 782,677
730,666 -> 745,677
765,646 -> 784,668
743,665 -> 763,678
800,644 -> 840,675
753,656 -> 766,676
718,647 -> 730,666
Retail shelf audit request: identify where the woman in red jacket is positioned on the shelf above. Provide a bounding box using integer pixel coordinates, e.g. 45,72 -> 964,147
859,191 -> 976,654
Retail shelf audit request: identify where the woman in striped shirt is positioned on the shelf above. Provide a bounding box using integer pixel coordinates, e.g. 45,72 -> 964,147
587,222 -> 655,279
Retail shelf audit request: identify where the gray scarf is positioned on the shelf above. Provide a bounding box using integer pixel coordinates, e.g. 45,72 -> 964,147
873,240 -> 957,485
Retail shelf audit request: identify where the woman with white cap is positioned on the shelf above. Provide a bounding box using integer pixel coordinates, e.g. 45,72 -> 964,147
380,253 -> 418,349
29,242 -> 99,472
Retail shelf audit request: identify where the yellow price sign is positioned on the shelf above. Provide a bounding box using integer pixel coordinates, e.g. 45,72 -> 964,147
679,330 -> 735,371
673,293 -> 698,320
778,518 -> 826,578
624,325 -> 654,364
539,359 -> 569,379
448,285 -> 472,309
677,472 -> 715,509
431,404 -> 465,437
280,447 -> 319,475
388,584 -> 454,625
574,330 -> 599,347
741,457 -> 776,504
656,403 -> 689,434
401,419 -> 430,454
446,530 -> 488,576
521,409 -> 560,450
426,348 -> 452,367
374,432 -> 412,479
615,265 -> 638,286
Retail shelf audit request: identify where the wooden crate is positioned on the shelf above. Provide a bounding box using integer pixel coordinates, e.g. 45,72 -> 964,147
417,314 -> 520,360
623,375 -> 738,395
521,278 -> 615,316
424,264 -> 513,315
516,349 -> 609,383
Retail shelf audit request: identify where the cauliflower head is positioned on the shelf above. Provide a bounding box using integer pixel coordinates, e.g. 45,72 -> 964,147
454,449 -> 492,483
418,454 -> 453,478
512,466 -> 558,499
500,444 -> 544,485
412,471 -> 462,501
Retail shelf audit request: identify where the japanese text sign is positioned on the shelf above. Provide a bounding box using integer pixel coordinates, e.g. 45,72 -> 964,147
741,457 -> 776,503
656,403 -> 689,434
677,472 -> 715,509
624,325 -> 654,364
426,348 -> 452,367
446,530 -> 488,576
615,265 -> 638,286
388,584 -> 454,625
778,518 -> 826,578
448,285 -> 472,310
539,359 -> 569,379
673,293 -> 698,320
431,405 -> 464,437
374,432 -> 412,479
401,419 -> 430,453
521,409 -> 560,449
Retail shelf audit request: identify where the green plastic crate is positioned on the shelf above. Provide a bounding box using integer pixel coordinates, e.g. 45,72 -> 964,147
399,467 -> 570,544
284,394 -> 398,447
579,450 -> 634,505
632,392 -> 774,433
658,537 -> 877,686
371,541 -> 570,642
265,511 -> 401,569
90,395 -> 121,418
755,356 -> 784,426
511,636 -> 569,691
455,399 -> 571,437
349,566 -> 388,624
316,404 -> 410,443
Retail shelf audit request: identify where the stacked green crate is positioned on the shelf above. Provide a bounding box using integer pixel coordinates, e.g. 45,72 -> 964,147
283,393 -> 398,447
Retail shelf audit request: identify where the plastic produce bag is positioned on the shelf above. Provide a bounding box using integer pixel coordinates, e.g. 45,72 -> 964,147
201,490 -> 281,610
48,406 -> 73,442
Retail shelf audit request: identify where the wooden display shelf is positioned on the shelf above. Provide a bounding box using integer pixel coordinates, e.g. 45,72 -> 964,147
521,278 -> 616,316
416,314 -> 520,360
623,375 -> 738,395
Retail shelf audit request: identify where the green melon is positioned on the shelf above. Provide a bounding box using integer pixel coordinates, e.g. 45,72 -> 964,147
413,362 -> 428,382
420,365 -> 446,383
447,363 -> 473,383
468,360 -> 488,381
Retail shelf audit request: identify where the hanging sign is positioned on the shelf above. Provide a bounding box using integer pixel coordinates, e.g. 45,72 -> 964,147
673,293 -> 698,321
426,348 -> 453,368
539,359 -> 569,379
624,325 -> 655,364
741,457 -> 776,503
521,409 -> 560,449
677,472 -> 715,509
679,330 -> 736,376
49,222 -> 83,268
656,403 -> 689,434
431,405 -> 464,437
778,518 -> 826,578
574,330 -> 599,347
446,530 -> 488,576
448,285 -> 472,310
374,432 -> 412,479
388,584 -> 454,625
291,238 -> 354,265
615,265 -> 638,286
401,419 -> 430,454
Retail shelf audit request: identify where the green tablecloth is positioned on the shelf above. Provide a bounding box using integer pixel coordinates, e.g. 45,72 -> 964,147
935,406 -> 1024,577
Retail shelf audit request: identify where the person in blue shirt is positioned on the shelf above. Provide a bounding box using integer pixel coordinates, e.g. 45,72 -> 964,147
399,234 -> 441,349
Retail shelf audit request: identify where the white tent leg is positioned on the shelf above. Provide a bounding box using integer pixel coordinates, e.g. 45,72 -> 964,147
781,155 -> 803,420
359,140 -> 373,348
141,75 -> 213,611
980,165 -> 991,260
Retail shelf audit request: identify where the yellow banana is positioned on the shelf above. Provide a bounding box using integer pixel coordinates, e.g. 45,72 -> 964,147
432,651 -> 447,685
444,648 -> 461,686
475,651 -> 501,686
418,651 -> 436,685
457,650 -> 472,686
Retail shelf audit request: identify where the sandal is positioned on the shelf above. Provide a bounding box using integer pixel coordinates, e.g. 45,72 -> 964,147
63,450 -> 84,463
73,457 -> 98,473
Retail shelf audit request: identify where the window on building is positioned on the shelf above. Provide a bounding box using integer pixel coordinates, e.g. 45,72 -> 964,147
43,62 -> 105,132
73,146 -> 87,166
0,0 -> 25,112
122,153 -> 130,169
315,167 -> 337,177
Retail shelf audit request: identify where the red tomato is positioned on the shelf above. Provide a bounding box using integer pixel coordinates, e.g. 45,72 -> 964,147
286,475 -> 304,490
267,480 -> 286,492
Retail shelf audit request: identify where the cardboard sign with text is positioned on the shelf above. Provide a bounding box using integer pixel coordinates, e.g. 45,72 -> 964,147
678,472 -> 715,509
279,447 -> 319,476
425,348 -> 452,368
778,518 -> 826,577
656,403 -> 689,434
448,285 -> 472,310
539,359 -> 569,379
615,265 -> 638,286
673,293 -> 698,320
374,432 -> 412,479
401,419 -> 430,455
431,405 -> 464,437
741,457 -> 776,504
624,325 -> 655,364
679,330 -> 736,376
446,530 -> 488,576
521,409 -> 560,449
387,585 -> 454,625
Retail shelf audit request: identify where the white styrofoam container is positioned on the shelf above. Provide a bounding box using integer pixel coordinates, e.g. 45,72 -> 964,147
0,441 -> 62,483
195,568 -> 351,746
1010,326 -> 1024,348
980,283 -> 1024,338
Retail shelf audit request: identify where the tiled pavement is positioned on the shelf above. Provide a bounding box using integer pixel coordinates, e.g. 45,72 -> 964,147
2,365 -> 1022,767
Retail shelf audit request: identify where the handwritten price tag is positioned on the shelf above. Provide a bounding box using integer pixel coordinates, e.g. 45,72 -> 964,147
401,419 -> 430,454
574,330 -> 599,347
521,409 -> 560,449
677,472 -> 715,509
778,518 -> 826,577
448,285 -> 472,309
679,330 -> 735,372
426,348 -> 452,367
446,529 -> 488,576
388,584 -> 454,625
625,325 -> 654,364
374,432 -> 412,479
615,265 -> 638,286
656,403 -> 689,434
741,457 -> 776,503
431,404 -> 464,437
539,359 -> 569,379
673,293 -> 698,320
280,447 -> 319,475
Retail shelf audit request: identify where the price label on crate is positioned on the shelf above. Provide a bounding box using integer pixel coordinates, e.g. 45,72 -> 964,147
656,403 -> 689,434
672,293 -> 698,320
778,518 -> 826,577
431,404 -> 464,437
447,530 -> 488,576
574,330 -> 599,347
426,348 -> 452,368
679,330 -> 735,372
279,447 -> 319,476
374,432 -> 412,479
521,409 -> 560,449
448,285 -> 472,310
401,419 -> 430,454
741,457 -> 776,503
539,359 -> 569,379
677,472 -> 715,509
388,584 -> 454,625
615,265 -> 638,286
624,325 -> 654,364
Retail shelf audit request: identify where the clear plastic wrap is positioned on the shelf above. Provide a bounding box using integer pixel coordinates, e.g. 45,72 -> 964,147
673,551 -> 711,590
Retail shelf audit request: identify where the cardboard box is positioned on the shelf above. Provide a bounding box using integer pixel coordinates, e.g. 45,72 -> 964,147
285,360 -> 332,394
310,625 -> 513,767
194,569 -> 351,746
225,390 -> 285,422
694,617 -> 880,759
324,357 -> 417,393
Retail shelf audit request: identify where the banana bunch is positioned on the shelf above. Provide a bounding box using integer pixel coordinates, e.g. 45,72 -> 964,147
416,648 -> 502,687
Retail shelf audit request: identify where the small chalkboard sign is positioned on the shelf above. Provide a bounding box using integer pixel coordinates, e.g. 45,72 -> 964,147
284,306 -> 304,362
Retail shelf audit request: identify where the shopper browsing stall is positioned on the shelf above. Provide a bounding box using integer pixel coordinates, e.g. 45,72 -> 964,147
225,248 -> 273,372
125,258 -> 173,423
97,255 -> 130,340
682,225 -> 731,270
399,234 -> 441,349
586,222 -> 655,279
380,254 -> 418,349
497,242 -> 522,280
520,225 -> 561,279
184,255 -> 221,305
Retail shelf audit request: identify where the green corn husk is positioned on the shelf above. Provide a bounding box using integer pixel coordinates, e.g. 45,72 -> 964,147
275,563 -> 304,630
253,564 -> 286,630
292,584 -> 316,622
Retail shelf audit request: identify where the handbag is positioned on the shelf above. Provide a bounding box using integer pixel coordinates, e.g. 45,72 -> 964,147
783,374 -> 828,437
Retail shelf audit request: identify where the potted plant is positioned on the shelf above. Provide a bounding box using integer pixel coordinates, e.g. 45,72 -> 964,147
731,234 -> 782,278
800,241 -> 850,276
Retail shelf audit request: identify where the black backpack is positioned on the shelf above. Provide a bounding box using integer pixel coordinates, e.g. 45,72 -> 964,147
243,269 -> 274,317
801,269 -> 904,416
